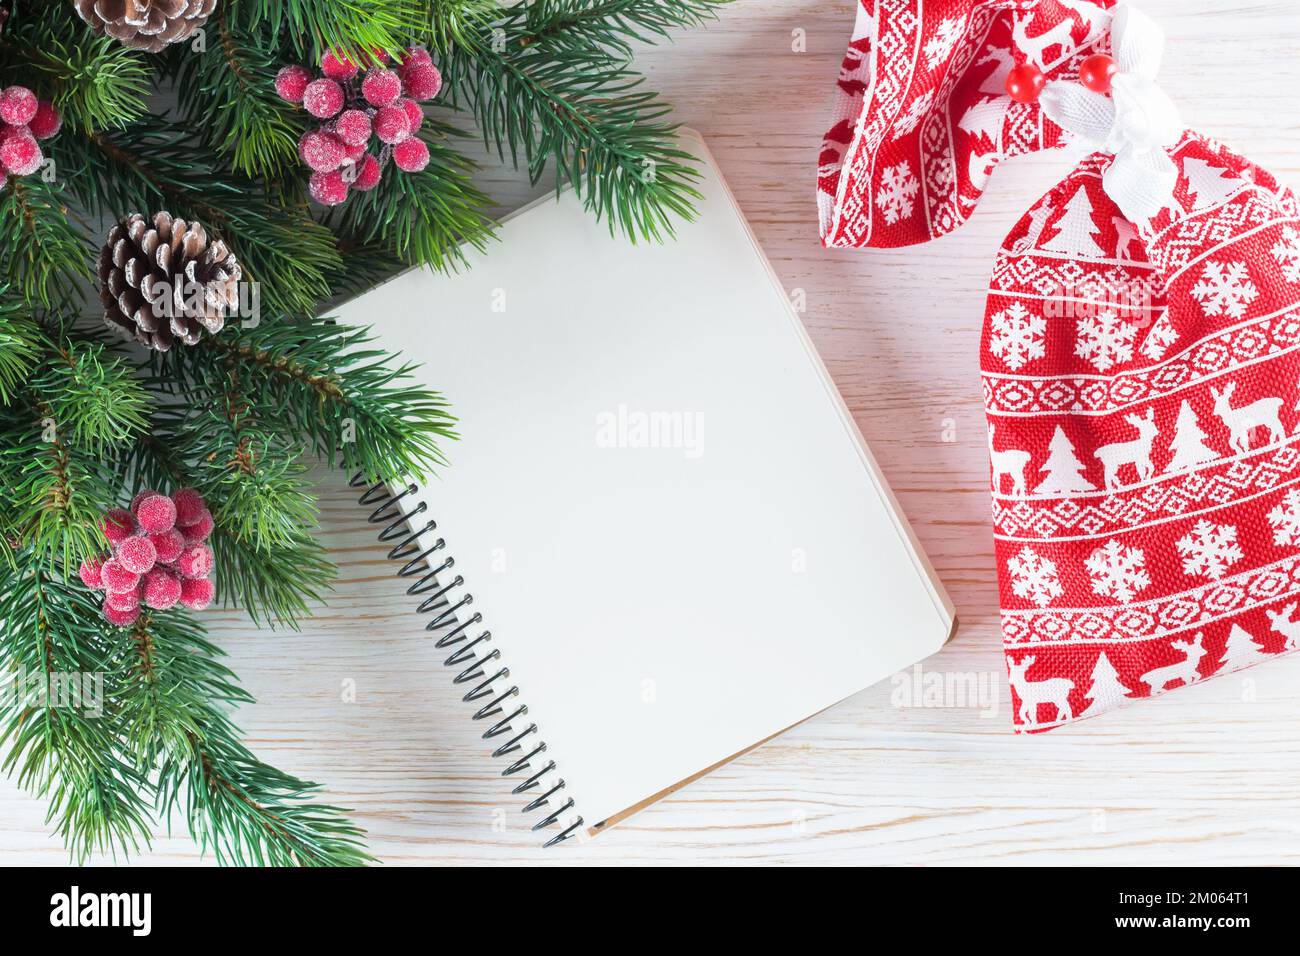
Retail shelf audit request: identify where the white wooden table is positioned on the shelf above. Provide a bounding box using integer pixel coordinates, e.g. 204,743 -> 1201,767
4,0 -> 1300,865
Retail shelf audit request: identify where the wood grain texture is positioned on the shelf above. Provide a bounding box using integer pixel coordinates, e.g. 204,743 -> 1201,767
4,0 -> 1300,866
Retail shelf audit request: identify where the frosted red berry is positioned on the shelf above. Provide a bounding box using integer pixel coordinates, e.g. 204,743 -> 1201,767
101,557 -> 140,594
0,128 -> 41,176
1005,63 -> 1046,103
335,109 -> 372,146
103,603 -> 141,627
115,534 -> 158,574
303,78 -> 345,118
401,62 -> 442,102
319,50 -> 360,81
28,101 -> 61,140
105,585 -> 141,612
101,508 -> 136,546
180,576 -> 216,611
149,528 -> 187,564
130,488 -> 160,512
309,169 -> 350,205
400,97 -> 423,134
89,489 -> 220,616
362,68 -> 402,107
181,511 -> 214,544
142,568 -> 182,610
402,46 -> 433,68
79,555 -> 107,590
0,85 -> 37,126
175,544 -> 215,580
282,47 -> 443,199
373,104 -> 410,144
274,64 -> 313,103
134,493 -> 177,534
353,154 -> 382,191
300,129 -> 345,171
393,138 -> 430,173
172,487 -> 208,527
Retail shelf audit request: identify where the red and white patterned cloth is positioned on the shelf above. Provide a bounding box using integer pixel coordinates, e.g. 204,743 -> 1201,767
818,0 -> 1300,730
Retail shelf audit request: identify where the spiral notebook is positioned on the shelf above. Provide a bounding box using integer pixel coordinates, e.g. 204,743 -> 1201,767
337,130 -> 955,845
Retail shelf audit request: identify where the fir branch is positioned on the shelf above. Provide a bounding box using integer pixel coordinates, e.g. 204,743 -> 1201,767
0,555 -> 154,862
0,394 -> 119,568
129,398 -> 336,629
174,317 -> 457,484
0,288 -> 41,404
211,523 -> 335,629
117,608 -> 368,865
515,0 -> 729,60
32,330 -> 150,452
116,610 -> 249,765
331,121 -> 496,270
442,10 -> 710,242
0,177 -> 93,309
190,370 -> 321,553
0,1 -> 151,132
236,0 -> 427,62
160,725 -> 371,866
47,118 -> 341,319
170,8 -> 304,180
428,0 -> 498,54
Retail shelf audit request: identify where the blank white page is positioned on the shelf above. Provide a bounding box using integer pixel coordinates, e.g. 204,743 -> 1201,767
333,131 -> 954,831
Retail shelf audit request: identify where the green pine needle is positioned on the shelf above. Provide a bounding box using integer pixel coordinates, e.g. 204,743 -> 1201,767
0,178 -> 93,309
0,558 -> 155,863
0,291 -> 42,405
442,1 -> 722,242
169,8 -> 305,180
331,121 -> 496,270
0,2 -> 152,133
238,0 -> 429,62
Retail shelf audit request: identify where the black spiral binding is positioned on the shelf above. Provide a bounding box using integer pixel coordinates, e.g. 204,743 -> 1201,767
349,472 -> 585,847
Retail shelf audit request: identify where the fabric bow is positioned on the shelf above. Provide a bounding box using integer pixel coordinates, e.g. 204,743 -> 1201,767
1039,4 -> 1182,223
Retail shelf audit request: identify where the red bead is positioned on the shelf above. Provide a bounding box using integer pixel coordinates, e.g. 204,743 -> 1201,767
1079,53 -> 1118,94
1005,63 -> 1046,104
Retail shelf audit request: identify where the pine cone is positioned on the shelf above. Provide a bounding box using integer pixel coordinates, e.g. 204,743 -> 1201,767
73,0 -> 217,54
99,212 -> 243,351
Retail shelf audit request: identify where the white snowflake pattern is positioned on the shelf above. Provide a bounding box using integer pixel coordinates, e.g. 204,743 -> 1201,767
1267,488 -> 1300,546
1074,309 -> 1136,372
1085,539 -> 1151,603
891,90 -> 935,141
1190,260 -> 1259,319
923,16 -> 967,69
1139,310 -> 1178,361
875,161 -> 919,225
1271,226 -> 1300,284
1006,546 -> 1063,608
1176,519 -> 1244,581
989,301 -> 1045,371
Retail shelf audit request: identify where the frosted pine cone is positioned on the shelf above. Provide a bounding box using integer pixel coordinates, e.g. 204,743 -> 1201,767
73,0 -> 217,54
99,211 -> 243,351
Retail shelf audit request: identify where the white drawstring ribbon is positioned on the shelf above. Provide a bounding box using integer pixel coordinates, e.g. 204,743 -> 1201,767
1039,4 -> 1183,223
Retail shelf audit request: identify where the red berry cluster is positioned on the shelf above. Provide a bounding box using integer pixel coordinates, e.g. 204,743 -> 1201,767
0,85 -> 60,178
274,46 -> 442,206
79,489 -> 217,627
